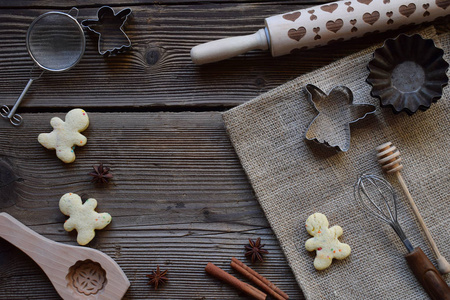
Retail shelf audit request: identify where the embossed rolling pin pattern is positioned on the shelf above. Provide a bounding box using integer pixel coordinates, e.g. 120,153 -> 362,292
191,0 -> 450,64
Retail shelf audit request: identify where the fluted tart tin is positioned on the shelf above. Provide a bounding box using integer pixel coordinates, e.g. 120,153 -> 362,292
367,34 -> 449,115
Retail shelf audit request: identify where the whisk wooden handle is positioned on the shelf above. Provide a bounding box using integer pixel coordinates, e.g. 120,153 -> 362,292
405,247 -> 450,300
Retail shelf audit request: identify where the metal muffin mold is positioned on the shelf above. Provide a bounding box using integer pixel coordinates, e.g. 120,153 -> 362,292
367,34 -> 449,115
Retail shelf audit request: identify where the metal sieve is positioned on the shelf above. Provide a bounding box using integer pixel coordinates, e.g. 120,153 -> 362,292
1,8 -> 85,126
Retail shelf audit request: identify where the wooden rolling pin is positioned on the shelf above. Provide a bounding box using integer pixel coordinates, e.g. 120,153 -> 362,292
191,0 -> 450,64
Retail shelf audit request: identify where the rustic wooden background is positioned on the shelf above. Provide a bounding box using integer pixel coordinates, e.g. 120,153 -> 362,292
0,1 -> 448,299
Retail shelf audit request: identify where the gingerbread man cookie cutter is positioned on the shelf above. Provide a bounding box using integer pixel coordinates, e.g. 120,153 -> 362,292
81,6 -> 132,57
60,193 -> 112,245
38,108 -> 89,163
305,213 -> 351,270
304,84 -> 375,152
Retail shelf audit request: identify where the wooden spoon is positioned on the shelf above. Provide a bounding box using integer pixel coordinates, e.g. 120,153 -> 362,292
0,212 -> 130,299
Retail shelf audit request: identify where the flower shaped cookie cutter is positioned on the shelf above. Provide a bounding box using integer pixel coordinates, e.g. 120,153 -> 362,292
305,84 -> 376,152
81,6 -> 132,57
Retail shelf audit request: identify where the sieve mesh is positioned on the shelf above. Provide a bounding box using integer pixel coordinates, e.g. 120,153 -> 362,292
27,12 -> 85,72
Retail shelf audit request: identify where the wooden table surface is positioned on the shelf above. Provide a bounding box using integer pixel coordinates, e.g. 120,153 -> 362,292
0,1 -> 448,299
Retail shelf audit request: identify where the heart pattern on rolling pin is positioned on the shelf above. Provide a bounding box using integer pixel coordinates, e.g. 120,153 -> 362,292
326,19 -> 344,33
350,19 -> 357,32
436,0 -> 450,10
363,30 -> 380,37
327,38 -> 345,45
363,11 -> 380,25
308,10 -> 318,21
313,27 -> 321,40
283,12 -> 301,22
423,3 -> 431,16
321,3 -> 338,13
399,3 -> 416,17
344,1 -> 354,12
290,46 -> 309,54
282,0 -> 445,52
288,27 -> 307,41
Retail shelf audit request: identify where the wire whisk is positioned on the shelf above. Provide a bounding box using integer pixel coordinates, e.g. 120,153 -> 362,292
354,173 -> 450,300
355,173 -> 414,252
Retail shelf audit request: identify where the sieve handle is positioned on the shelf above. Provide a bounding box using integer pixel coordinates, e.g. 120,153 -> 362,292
405,247 -> 450,300
8,78 -> 34,119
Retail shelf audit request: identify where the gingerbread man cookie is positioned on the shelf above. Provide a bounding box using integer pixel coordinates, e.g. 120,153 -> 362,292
305,213 -> 350,270
38,108 -> 89,163
59,193 -> 111,245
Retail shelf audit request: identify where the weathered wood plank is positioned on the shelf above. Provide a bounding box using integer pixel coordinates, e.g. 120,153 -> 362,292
0,0 -> 331,8
0,2 -> 410,110
0,112 -> 304,299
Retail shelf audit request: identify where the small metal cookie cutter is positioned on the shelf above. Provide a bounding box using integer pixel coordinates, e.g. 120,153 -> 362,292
304,84 -> 376,152
82,6 -> 132,57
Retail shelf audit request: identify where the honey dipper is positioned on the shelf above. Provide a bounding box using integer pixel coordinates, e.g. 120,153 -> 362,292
376,142 -> 450,274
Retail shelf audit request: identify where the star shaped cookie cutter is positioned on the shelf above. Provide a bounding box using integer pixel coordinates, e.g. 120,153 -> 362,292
81,6 -> 132,57
304,84 -> 376,152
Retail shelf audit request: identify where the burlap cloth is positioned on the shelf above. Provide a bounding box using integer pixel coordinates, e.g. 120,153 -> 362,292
222,26 -> 449,299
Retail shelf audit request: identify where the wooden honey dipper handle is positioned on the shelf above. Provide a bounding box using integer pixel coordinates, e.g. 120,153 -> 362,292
376,142 -> 450,274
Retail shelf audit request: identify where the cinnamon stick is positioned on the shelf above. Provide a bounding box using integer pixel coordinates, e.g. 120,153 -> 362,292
231,257 -> 289,300
231,261 -> 285,300
205,262 -> 267,300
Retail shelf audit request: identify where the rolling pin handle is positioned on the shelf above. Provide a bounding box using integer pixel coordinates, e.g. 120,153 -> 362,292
191,28 -> 269,65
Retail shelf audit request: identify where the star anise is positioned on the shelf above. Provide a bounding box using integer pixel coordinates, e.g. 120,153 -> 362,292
89,163 -> 113,184
146,265 -> 168,290
244,237 -> 269,263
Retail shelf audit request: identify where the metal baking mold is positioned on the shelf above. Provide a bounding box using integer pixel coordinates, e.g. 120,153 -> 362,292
367,34 -> 449,115
305,84 -> 376,152
81,6 -> 132,57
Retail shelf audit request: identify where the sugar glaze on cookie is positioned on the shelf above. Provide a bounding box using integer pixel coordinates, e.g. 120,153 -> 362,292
305,213 -> 351,270
38,108 -> 89,163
